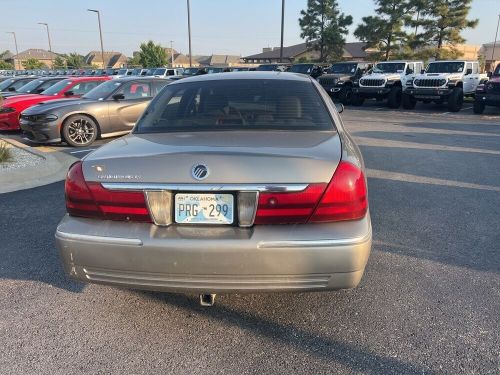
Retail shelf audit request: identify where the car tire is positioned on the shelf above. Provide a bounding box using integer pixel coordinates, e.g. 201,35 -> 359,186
402,93 -> 417,109
473,100 -> 485,114
351,94 -> 364,106
387,86 -> 402,108
447,87 -> 464,112
62,115 -> 98,147
339,85 -> 353,105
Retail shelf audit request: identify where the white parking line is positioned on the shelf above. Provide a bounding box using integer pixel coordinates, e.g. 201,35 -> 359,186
69,149 -> 95,154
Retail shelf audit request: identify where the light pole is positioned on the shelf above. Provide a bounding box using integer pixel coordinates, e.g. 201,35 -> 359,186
87,9 -> 105,69
6,32 -> 20,70
38,23 -> 53,68
187,0 -> 192,67
280,0 -> 285,63
491,14 -> 500,70
170,40 -> 174,67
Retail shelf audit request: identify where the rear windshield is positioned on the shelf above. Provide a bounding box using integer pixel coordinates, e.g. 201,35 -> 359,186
134,79 -> 334,133
495,64 -> 500,76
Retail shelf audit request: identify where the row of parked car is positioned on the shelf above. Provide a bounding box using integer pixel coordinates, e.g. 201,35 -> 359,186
1,61 -> 498,149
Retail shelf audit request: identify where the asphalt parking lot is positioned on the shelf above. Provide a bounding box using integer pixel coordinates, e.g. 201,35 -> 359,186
1,104 -> 499,374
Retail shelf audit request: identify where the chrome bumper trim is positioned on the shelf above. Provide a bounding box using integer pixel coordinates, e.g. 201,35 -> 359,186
101,183 -> 308,193
55,231 -> 143,246
258,234 -> 371,249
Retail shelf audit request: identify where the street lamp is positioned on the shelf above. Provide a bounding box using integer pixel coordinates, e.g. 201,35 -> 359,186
87,9 -> 105,69
170,40 -> 174,67
280,0 -> 285,63
38,22 -> 53,68
187,0 -> 192,67
491,14 -> 500,70
6,32 -> 20,70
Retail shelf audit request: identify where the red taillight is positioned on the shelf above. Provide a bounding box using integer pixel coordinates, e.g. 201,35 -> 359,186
65,161 -> 151,222
309,161 -> 367,223
254,161 -> 367,225
254,184 -> 326,224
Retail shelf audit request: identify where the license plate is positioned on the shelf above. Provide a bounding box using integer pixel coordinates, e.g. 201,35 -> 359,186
175,193 -> 234,225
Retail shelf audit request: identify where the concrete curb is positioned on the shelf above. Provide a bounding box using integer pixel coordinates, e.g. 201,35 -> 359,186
0,137 -> 78,194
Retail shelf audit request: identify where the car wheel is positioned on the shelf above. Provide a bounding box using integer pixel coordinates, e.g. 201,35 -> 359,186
447,87 -> 464,112
62,115 -> 98,147
473,100 -> 485,114
351,94 -> 364,106
339,86 -> 353,105
402,93 -> 417,109
387,86 -> 402,108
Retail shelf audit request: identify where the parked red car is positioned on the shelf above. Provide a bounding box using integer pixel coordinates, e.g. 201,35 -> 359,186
0,77 -> 110,131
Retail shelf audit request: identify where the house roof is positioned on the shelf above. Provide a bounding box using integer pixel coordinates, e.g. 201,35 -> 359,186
243,41 -> 369,60
12,49 -> 59,60
84,51 -> 128,66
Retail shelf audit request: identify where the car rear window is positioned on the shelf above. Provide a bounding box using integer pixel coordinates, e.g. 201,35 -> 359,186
134,79 -> 334,133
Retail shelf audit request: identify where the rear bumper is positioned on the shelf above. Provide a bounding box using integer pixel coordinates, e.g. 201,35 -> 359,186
55,214 -> 372,293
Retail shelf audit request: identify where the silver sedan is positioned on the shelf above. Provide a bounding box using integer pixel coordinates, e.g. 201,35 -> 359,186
55,72 -> 372,305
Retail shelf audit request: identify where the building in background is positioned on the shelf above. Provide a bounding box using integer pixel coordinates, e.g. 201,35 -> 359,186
242,42 -> 370,64
194,54 -> 242,67
479,41 -> 500,72
6,49 -> 59,69
84,51 -> 128,69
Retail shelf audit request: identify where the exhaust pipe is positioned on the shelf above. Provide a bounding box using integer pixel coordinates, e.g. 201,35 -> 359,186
200,293 -> 216,307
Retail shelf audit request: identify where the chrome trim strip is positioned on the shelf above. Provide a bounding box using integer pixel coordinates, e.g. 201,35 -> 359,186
101,183 -> 308,192
55,231 -> 143,246
258,234 -> 371,249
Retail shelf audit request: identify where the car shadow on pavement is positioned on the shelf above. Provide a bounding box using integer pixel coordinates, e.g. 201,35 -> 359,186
0,181 -> 84,292
139,291 -> 433,375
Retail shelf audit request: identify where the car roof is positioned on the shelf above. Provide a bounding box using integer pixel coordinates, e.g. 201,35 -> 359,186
170,71 -> 312,84
66,76 -> 109,82
112,77 -> 169,83
428,60 -> 477,63
377,60 -> 422,63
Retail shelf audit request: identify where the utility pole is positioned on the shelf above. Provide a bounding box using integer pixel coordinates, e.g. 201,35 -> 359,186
280,0 -> 285,63
88,9 -> 105,69
38,23 -> 53,68
187,0 -> 192,67
6,32 -> 20,70
170,40 -> 174,67
491,14 -> 500,71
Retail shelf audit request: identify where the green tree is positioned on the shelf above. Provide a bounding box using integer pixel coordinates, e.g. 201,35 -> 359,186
128,52 -> 142,67
0,60 -> 14,70
0,50 -> 12,60
354,0 -> 410,61
53,56 -> 66,69
299,0 -> 353,62
22,58 -> 45,69
65,52 -> 85,69
419,0 -> 478,59
138,41 -> 167,68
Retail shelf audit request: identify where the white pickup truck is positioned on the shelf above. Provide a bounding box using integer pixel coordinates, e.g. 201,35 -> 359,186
403,60 -> 488,112
352,60 -> 424,108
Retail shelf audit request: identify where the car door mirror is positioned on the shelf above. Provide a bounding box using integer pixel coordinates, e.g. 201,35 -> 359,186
35,88 -> 44,94
466,68 -> 472,75
487,71 -> 492,78
334,102 -> 344,113
420,69 -> 425,74
406,69 -> 413,75
112,93 -> 125,101
64,91 -> 74,97
7,87 -> 16,92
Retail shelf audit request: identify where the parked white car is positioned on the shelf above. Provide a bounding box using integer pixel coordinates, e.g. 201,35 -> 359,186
352,60 -> 424,108
403,60 -> 488,111
153,68 -> 184,79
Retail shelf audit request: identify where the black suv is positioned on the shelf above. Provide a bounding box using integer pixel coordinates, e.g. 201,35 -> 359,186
318,61 -> 372,104
289,63 -> 325,79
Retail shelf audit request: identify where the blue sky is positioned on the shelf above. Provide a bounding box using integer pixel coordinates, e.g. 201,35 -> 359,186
0,0 -> 498,57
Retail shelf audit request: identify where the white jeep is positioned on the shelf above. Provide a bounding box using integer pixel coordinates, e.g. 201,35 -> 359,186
403,60 -> 487,112
352,61 -> 424,108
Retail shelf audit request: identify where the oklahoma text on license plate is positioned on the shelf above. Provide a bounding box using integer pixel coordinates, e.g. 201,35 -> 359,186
175,193 -> 234,225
